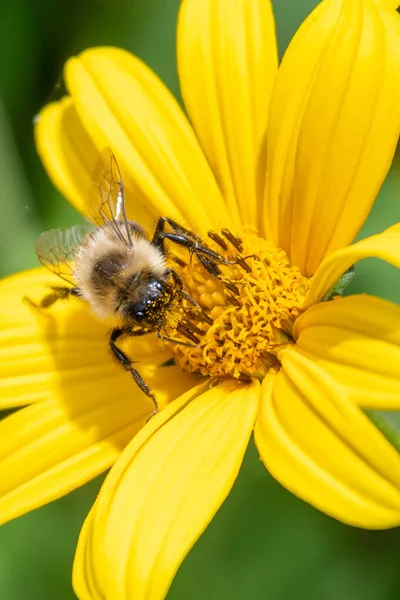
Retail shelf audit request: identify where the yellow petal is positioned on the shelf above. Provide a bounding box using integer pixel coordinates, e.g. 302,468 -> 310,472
375,0 -> 400,10
0,267 -> 198,406
178,0 -> 278,229
255,352 -> 400,528
64,47 -> 230,233
0,360 -> 196,526
0,268 -> 157,407
264,0 -> 400,276
73,379 -> 260,600
0,396 -> 137,527
305,223 -> 400,307
73,508 -> 98,600
293,295 -> 400,409
34,97 -> 154,229
0,269 -> 199,524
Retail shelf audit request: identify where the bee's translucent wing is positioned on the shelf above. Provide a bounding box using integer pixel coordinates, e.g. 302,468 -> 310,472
35,224 -> 93,286
89,147 -> 132,246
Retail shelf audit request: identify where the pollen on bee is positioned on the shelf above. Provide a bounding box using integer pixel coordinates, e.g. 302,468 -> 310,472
162,228 -> 311,380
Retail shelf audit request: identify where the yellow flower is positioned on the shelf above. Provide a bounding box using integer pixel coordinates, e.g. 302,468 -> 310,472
2,0 -> 400,598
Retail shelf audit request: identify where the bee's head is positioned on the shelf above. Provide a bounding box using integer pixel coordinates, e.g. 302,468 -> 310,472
120,272 -> 173,327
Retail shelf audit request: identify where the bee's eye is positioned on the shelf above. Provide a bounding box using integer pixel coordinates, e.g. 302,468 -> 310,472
126,303 -> 145,321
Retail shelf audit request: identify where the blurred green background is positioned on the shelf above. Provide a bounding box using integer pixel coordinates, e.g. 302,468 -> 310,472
2,0 -> 400,598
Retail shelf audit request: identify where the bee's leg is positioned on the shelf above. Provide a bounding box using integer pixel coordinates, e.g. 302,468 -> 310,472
24,286 -> 81,310
151,217 -> 235,277
194,254 -> 223,277
152,217 -> 197,246
150,216 -> 170,255
166,268 -> 214,328
160,231 -> 234,270
166,268 -> 199,306
109,327 -> 158,418
156,320 -> 199,347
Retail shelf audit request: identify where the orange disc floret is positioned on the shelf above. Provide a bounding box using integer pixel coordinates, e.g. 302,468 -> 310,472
164,228 -> 311,380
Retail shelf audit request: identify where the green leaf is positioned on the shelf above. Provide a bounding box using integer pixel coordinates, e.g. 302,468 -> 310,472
365,410 -> 400,454
323,266 -> 355,301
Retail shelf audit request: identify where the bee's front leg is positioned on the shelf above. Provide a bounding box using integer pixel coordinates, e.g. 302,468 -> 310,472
166,268 -> 199,307
109,327 -> 158,418
151,217 -> 234,277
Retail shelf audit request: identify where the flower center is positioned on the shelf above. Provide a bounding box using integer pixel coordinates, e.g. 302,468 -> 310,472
164,228 -> 311,380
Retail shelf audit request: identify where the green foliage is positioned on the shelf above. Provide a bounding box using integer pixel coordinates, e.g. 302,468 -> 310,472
323,267 -> 355,302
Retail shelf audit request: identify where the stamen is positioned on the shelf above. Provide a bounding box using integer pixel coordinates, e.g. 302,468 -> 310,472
182,320 -> 203,336
225,293 -> 241,307
207,231 -> 229,251
176,324 -> 200,345
185,309 -> 214,326
221,228 -> 243,252
172,255 -> 187,267
234,255 -> 252,273
221,280 -> 240,295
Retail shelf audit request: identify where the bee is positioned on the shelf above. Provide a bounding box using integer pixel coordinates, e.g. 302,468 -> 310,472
33,149 -> 233,416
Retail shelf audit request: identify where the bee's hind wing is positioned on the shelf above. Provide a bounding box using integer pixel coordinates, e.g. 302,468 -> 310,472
35,224 -> 93,286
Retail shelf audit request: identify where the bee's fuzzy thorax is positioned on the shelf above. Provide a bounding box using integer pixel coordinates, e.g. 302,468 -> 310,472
73,225 -> 167,319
